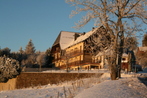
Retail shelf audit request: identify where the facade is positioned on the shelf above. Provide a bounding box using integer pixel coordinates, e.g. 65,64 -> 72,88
51,26 -> 137,71
136,47 -> 147,56
142,34 -> 147,47
51,26 -> 107,70
136,47 -> 147,66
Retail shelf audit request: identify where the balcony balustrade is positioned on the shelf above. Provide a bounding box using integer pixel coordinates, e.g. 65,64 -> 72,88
58,60 -> 100,68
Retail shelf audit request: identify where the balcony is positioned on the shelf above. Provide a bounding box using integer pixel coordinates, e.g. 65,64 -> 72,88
58,60 -> 100,69
65,50 -> 83,57
52,58 -> 63,62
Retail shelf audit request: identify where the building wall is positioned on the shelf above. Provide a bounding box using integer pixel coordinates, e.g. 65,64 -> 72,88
52,42 -> 84,69
92,55 -> 104,69
65,42 -> 84,69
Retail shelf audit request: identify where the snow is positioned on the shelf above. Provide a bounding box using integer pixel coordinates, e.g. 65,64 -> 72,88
64,27 -> 98,49
138,47 -> 147,52
0,69 -> 147,98
60,31 -> 76,49
75,77 -> 147,98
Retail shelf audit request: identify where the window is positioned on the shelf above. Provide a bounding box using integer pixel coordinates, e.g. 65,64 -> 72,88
80,46 -> 82,53
122,58 -> 126,60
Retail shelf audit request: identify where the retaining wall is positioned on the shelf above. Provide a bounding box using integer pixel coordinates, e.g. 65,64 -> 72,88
0,72 -> 103,91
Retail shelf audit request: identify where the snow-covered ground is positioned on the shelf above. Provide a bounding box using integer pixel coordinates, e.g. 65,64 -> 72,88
0,69 -> 147,98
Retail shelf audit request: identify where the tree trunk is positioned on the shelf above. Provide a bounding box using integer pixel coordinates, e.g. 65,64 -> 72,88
39,64 -> 42,72
110,63 -> 117,80
109,48 -> 118,80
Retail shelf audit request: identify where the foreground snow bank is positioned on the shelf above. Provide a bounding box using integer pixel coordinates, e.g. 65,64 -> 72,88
75,78 -> 147,98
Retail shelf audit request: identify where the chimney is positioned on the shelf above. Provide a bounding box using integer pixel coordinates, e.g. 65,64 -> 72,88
75,33 -> 80,40
92,27 -> 95,31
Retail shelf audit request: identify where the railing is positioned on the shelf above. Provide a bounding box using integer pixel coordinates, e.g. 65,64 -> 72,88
58,60 -> 100,69
52,58 -> 63,62
52,50 -> 92,62
65,50 -> 83,57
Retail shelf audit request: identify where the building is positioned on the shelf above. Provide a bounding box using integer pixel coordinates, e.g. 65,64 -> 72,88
142,34 -> 147,47
51,26 -> 108,70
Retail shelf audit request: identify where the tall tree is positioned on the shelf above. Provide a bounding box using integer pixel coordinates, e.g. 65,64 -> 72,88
19,47 -> 24,54
36,53 -> 46,71
124,37 -> 138,51
0,47 -> 11,57
25,39 -> 35,54
45,48 -> 52,67
65,0 -> 147,80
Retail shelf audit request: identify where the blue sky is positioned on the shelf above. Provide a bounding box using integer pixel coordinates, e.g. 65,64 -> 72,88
0,0 -> 93,52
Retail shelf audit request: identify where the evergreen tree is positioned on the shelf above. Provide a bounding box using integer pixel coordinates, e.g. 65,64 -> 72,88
0,47 -> 11,57
45,48 -> 52,67
19,47 -> 24,54
25,39 -> 35,54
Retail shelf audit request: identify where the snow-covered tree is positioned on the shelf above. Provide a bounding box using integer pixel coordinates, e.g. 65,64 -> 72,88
0,56 -> 20,82
25,39 -> 35,55
19,47 -> 24,54
36,53 -> 46,72
65,0 -> 147,80
124,37 -> 138,51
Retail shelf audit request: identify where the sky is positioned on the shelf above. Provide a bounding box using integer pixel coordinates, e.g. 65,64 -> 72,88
0,0 -> 146,52
0,0 -> 93,52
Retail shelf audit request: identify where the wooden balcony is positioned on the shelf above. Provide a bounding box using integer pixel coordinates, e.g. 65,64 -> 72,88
58,60 -> 100,69
65,50 -> 83,57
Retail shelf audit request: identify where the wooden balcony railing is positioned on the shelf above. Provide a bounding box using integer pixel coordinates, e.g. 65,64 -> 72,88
58,60 -> 100,69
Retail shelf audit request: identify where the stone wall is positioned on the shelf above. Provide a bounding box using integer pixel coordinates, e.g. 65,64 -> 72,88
0,72 -> 103,91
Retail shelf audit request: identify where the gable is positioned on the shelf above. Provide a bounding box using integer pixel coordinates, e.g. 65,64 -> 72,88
52,31 -> 82,50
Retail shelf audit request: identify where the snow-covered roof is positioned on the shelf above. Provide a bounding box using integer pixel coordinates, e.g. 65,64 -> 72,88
52,26 -> 104,50
122,53 -> 128,57
64,27 -> 100,49
52,31 -> 81,50
138,47 -> 147,52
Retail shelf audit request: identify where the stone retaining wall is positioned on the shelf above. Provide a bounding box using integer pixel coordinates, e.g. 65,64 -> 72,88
0,72 -> 103,91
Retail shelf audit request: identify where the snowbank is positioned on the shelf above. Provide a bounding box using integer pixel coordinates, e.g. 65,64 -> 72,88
75,78 -> 147,98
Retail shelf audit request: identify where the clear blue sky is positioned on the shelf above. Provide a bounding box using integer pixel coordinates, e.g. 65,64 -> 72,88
0,0 -> 146,52
0,0 -> 93,52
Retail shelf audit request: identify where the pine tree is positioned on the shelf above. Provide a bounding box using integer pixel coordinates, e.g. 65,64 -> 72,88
25,39 -> 35,54
19,47 -> 24,54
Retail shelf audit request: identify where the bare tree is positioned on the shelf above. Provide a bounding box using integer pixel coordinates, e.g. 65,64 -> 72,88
36,53 -> 46,72
65,0 -> 147,80
124,37 -> 138,51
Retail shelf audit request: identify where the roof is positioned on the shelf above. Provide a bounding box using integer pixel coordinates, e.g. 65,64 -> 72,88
138,47 -> 147,52
52,26 -> 105,50
122,53 -> 128,57
52,31 -> 81,49
64,26 -> 103,49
